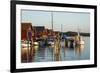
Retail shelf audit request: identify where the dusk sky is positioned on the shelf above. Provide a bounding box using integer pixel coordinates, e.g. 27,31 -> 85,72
21,10 -> 90,33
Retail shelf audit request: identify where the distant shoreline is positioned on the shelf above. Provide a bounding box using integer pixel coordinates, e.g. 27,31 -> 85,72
62,31 -> 90,37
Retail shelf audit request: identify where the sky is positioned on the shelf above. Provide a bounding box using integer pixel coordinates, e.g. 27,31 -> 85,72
21,10 -> 90,33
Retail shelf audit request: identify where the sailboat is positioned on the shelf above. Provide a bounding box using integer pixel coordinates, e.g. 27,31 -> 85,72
78,32 -> 85,45
74,31 -> 85,46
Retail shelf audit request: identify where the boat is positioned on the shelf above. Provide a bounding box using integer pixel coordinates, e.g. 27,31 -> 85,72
79,36 -> 85,45
74,32 -> 85,46
47,38 -> 54,46
33,42 -> 39,46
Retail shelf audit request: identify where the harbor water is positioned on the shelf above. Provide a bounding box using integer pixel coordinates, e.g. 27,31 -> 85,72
21,37 -> 90,63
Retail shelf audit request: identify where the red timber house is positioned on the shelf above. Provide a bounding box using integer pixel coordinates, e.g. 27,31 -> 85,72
21,23 -> 33,41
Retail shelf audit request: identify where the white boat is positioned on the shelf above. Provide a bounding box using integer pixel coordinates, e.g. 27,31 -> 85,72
33,42 -> 39,46
80,36 -> 85,45
75,32 -> 85,45
47,38 -> 54,46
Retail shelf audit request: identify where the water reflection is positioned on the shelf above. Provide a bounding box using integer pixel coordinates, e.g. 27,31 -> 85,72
54,48 -> 61,61
21,45 -> 85,62
74,44 -> 85,56
21,37 -> 89,63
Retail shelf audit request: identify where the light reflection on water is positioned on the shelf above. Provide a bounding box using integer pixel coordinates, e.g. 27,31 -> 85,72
21,37 -> 90,63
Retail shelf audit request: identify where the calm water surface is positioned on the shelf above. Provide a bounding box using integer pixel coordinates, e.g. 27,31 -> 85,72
32,37 -> 90,62
21,37 -> 90,63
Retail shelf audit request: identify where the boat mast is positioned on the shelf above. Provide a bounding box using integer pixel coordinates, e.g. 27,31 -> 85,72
51,12 -> 53,31
77,25 -> 80,37
61,24 -> 63,39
